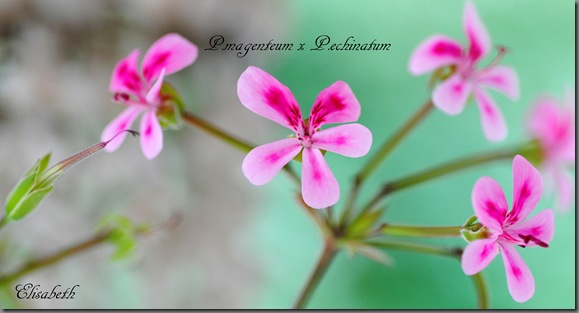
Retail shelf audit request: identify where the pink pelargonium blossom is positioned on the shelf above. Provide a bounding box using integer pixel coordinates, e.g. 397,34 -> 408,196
101,33 -> 198,159
526,91 -> 575,211
238,66 -> 372,209
462,155 -> 555,303
408,1 -> 519,141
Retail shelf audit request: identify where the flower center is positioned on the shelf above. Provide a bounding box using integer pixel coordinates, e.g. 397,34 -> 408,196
298,135 -> 312,149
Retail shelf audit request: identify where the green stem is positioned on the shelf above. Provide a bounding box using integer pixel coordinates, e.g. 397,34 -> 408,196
359,147 -> 517,214
181,110 -> 301,186
0,232 -> 110,285
377,224 -> 462,238
356,99 -> 434,184
0,216 -> 8,231
182,110 -> 254,153
292,240 -> 336,309
366,239 -> 463,259
341,100 -> 433,227
472,272 -> 489,309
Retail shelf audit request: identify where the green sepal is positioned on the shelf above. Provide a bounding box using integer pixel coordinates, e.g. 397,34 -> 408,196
460,215 -> 488,243
515,139 -> 544,167
348,206 -> 386,238
6,186 -> 53,221
96,214 -> 139,261
157,82 -> 186,130
5,153 -> 52,221
292,149 -> 327,164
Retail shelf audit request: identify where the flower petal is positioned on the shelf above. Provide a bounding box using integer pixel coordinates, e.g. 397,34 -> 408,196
463,0 -> 491,62
499,243 -> 535,303
139,110 -> 163,160
473,88 -> 507,141
472,176 -> 508,232
408,35 -> 463,75
432,74 -> 472,115
309,81 -> 361,130
506,209 -> 554,247
242,138 -> 302,185
302,148 -> 339,209
508,155 -> 542,225
145,69 -> 165,105
237,66 -> 302,131
526,97 -> 575,162
101,106 -> 143,152
461,238 -> 499,275
476,65 -> 520,100
109,49 -> 143,95
552,168 -> 573,212
311,124 -> 372,158
142,33 -> 198,83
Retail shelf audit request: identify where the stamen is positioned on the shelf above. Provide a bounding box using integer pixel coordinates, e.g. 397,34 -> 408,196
113,93 -> 130,102
518,234 -> 549,248
484,45 -> 510,69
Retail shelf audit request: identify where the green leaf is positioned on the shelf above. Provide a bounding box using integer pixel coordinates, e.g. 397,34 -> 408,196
96,214 -> 138,261
6,186 -> 53,221
110,237 -> 136,261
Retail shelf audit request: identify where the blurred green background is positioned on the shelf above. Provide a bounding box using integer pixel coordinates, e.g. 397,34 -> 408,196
0,0 -> 574,309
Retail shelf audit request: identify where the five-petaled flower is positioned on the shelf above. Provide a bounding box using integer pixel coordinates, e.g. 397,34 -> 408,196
461,155 -> 555,303
408,0 -> 519,141
526,90 -> 575,212
101,33 -> 198,159
238,66 -> 372,209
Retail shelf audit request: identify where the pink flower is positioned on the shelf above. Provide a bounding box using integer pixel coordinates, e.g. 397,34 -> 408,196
238,66 -> 372,209
101,33 -> 198,159
462,155 -> 555,303
408,1 -> 519,141
526,91 -> 575,211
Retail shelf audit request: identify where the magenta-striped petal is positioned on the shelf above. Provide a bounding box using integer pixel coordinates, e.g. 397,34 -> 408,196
473,88 -> 507,141
139,110 -> 163,160
237,66 -> 302,131
302,148 -> 339,209
109,49 -> 143,95
408,35 -> 463,75
508,155 -> 542,225
463,1 -> 491,62
309,81 -> 361,130
499,243 -> 535,303
242,138 -> 302,185
142,33 -> 198,83
461,238 -> 499,275
101,106 -> 144,152
472,176 -> 507,232
476,65 -> 520,100
432,74 -> 472,115
506,209 -> 554,248
311,124 -> 372,158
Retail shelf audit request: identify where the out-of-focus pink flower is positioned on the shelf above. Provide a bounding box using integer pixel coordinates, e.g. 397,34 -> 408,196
238,66 -> 372,209
408,1 -> 519,141
462,155 -> 554,303
101,33 -> 198,159
526,91 -> 575,212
